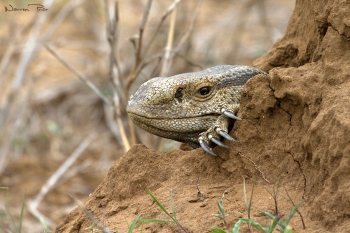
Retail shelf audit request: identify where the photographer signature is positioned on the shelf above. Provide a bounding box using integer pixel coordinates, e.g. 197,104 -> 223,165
5,4 -> 48,12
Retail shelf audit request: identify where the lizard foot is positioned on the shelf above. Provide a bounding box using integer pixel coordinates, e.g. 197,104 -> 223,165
198,112 -> 240,156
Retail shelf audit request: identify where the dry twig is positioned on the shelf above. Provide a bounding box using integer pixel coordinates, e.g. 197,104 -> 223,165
231,0 -> 256,63
0,86 -> 31,174
104,0 -> 130,151
0,0 -> 54,128
28,133 -> 96,226
126,0 -> 182,90
69,193 -> 115,233
45,44 -> 112,106
126,0 -> 153,90
160,6 -> 177,77
43,0 -> 85,41
239,152 -> 270,183
173,0 -> 202,54
150,4 -> 178,150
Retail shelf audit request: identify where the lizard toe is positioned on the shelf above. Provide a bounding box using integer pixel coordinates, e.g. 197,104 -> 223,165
199,136 -> 216,156
216,128 -> 239,142
222,109 -> 242,121
208,134 -> 230,148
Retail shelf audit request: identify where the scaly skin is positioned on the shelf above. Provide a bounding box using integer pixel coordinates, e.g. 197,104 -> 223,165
127,65 -> 268,155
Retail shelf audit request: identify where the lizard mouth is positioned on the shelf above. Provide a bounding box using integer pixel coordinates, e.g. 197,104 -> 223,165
127,111 -> 220,121
127,112 -> 219,133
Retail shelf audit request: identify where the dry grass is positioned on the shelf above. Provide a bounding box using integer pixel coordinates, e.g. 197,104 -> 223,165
0,0 -> 294,231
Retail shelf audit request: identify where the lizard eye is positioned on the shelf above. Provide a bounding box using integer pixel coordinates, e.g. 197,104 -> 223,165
198,86 -> 211,96
175,88 -> 183,99
194,82 -> 214,101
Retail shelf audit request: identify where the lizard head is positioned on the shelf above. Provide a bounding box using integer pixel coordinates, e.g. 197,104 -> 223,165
126,65 -> 266,145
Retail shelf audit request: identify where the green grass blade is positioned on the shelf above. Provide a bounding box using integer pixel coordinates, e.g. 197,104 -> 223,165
231,220 -> 242,233
19,193 -> 26,233
240,218 -> 267,232
212,214 -> 224,220
146,190 -> 188,233
284,200 -> 304,226
170,189 -> 176,221
139,219 -> 173,223
146,189 -> 175,221
283,225 -> 293,233
243,178 -> 255,218
210,228 -> 227,233
243,178 -> 247,208
260,210 -> 284,229
259,210 -> 275,220
218,200 -> 225,216
0,209 -> 5,229
215,193 -> 226,224
267,217 -> 280,233
84,224 -> 95,231
39,217 -> 51,232
3,206 -> 18,232
128,214 -> 141,233
248,183 -> 255,216
260,210 -> 287,229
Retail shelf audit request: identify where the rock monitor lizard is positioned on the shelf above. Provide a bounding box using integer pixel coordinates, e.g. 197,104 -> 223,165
127,65 -> 268,155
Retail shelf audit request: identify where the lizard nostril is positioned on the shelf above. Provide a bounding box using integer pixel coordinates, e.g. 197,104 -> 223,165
175,88 -> 183,99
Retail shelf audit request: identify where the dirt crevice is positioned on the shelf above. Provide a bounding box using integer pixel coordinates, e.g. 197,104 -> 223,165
280,104 -> 307,199
291,152 -> 307,199
329,23 -> 350,39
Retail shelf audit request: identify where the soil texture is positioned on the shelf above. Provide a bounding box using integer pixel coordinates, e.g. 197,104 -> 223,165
56,0 -> 350,232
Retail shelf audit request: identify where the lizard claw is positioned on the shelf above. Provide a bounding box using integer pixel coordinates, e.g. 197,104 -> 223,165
199,137 -> 216,156
217,129 -> 239,142
209,134 -> 230,148
223,110 -> 242,121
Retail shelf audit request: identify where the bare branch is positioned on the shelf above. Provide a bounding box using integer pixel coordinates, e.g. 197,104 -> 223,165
69,193 -> 115,233
0,86 -> 30,174
160,6 -> 177,77
11,0 -> 54,92
175,52 -> 203,70
231,0 -> 256,63
28,133 -> 96,227
136,0 -> 153,66
173,0 -> 202,54
104,0 -> 130,151
45,44 -> 113,106
126,0 -> 182,90
142,0 -> 182,60
0,0 -> 55,129
137,53 -> 163,77
43,0 -> 85,41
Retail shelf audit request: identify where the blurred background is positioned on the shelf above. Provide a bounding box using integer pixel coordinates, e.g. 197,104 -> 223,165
0,0 -> 294,231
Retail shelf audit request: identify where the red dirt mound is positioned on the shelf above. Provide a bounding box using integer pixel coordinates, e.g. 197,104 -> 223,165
56,0 -> 350,232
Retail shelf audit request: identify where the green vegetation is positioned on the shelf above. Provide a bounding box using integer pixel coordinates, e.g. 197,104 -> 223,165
212,192 -> 227,225
0,188 -> 51,233
142,189 -> 187,232
210,178 -> 304,233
